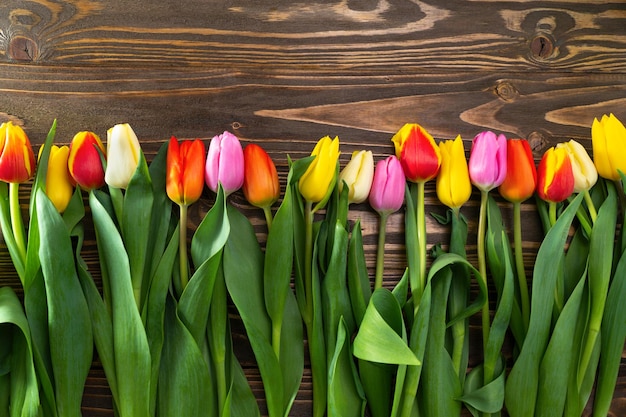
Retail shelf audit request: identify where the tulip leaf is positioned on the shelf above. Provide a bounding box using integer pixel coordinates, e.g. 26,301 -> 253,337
353,289 -> 419,365
36,189 -> 93,417
0,287 -> 40,417
327,318 -> 366,417
460,363 -> 506,415
504,193 -> 583,417
191,186 -> 230,267
90,191 -> 152,417
347,219 -> 371,326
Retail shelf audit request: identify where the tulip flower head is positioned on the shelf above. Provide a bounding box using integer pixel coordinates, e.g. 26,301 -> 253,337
339,150 -> 374,204
68,131 -> 106,191
39,145 -> 74,213
205,131 -> 244,196
299,135 -> 340,204
437,135 -> 472,210
105,123 -> 141,189
0,121 -> 36,184
391,123 -> 441,183
369,155 -> 406,216
591,113 -> 626,181
499,139 -> 537,203
166,136 -> 206,206
537,146 -> 575,203
556,140 -> 597,193
242,143 -> 280,209
468,131 -> 507,192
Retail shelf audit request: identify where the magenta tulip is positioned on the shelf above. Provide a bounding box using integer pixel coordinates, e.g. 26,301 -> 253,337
369,155 -> 406,215
205,131 -> 244,196
468,131 -> 507,192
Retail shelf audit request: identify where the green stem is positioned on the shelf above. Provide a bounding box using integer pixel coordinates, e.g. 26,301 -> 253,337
179,203 -> 189,290
549,202 -> 557,227
263,206 -> 273,231
415,181 -> 426,317
210,273 -> 229,417
583,190 -> 597,224
374,212 -> 389,290
513,201 -> 530,333
477,191 -> 491,356
304,201 -> 314,326
9,182 -> 26,262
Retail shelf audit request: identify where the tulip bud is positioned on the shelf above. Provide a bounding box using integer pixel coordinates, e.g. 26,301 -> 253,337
0,121 -> 36,183
591,113 -> 626,181
166,136 -> 206,206
205,131 -> 244,196
339,150 -> 374,204
299,136 -> 340,203
68,131 -> 106,191
391,123 -> 441,183
537,146 -> 575,203
39,145 -> 74,213
468,131 -> 507,192
499,139 -> 537,203
105,123 -> 141,189
556,140 -> 597,193
436,135 -> 472,209
242,143 -> 280,209
368,155 -> 405,215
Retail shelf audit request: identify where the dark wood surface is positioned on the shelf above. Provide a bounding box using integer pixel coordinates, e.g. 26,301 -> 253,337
1,1 -> 626,415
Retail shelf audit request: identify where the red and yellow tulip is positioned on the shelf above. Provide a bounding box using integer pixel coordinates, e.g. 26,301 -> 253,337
391,123 -> 441,183
68,131 -> 106,191
537,146 -> 575,203
0,121 -> 36,184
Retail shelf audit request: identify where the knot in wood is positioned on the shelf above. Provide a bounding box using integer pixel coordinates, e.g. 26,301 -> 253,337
7,36 -> 37,62
530,33 -> 555,62
495,81 -> 519,101
527,131 -> 549,156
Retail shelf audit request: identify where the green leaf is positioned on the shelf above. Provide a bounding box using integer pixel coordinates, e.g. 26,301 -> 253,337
354,289 -> 419,365
328,318 -> 366,417
505,193 -> 583,417
191,186 -> 230,267
348,220 -> 372,326
90,191 -> 152,417
460,363 -> 506,415
36,190 -> 93,417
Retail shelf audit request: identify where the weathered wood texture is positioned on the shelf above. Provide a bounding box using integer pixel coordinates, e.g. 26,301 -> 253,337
1,1 -> 626,416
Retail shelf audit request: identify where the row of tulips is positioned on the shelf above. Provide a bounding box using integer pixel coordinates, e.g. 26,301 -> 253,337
1,113 -> 625,417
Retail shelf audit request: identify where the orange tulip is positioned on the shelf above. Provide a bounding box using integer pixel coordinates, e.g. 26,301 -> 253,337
499,139 -> 537,203
0,121 -> 36,183
537,146 -> 575,203
68,131 -> 106,191
242,144 -> 280,209
391,123 -> 441,183
166,136 -> 206,206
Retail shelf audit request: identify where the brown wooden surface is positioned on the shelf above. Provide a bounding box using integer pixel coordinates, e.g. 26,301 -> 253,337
1,1 -> 626,416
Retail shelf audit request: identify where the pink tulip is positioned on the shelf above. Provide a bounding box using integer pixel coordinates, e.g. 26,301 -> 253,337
468,131 -> 507,192
205,131 -> 244,196
369,155 -> 406,215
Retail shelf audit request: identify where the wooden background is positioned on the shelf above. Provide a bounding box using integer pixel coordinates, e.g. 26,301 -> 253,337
1,1 -> 626,415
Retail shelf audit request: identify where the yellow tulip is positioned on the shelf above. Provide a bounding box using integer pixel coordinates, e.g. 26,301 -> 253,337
591,113 -> 626,181
299,136 -> 340,203
41,145 -> 74,213
436,135 -> 472,209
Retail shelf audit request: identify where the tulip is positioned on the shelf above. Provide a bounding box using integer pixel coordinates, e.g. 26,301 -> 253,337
556,140 -> 597,193
166,136 -> 206,207
436,135 -> 472,210
369,155 -> 406,216
242,143 -> 280,209
391,123 -> 441,183
339,150 -> 374,204
468,131 -> 507,192
499,139 -> 537,203
591,113 -> 626,181
105,123 -> 141,189
537,146 -> 575,204
41,145 -> 74,213
298,135 -> 340,205
0,121 -> 36,184
369,155 -> 406,290
68,131 -> 106,191
205,131 -> 244,196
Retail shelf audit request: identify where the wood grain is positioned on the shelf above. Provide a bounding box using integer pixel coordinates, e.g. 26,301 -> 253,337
1,1 -> 626,416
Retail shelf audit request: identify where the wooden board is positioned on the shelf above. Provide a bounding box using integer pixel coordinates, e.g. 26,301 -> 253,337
1,1 -> 626,416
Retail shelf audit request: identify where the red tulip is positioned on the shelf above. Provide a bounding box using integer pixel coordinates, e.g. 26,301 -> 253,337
68,131 -> 106,191
391,123 -> 441,183
0,121 -> 36,184
499,139 -> 537,203
166,136 -> 206,206
537,146 -> 575,203
242,144 -> 280,209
